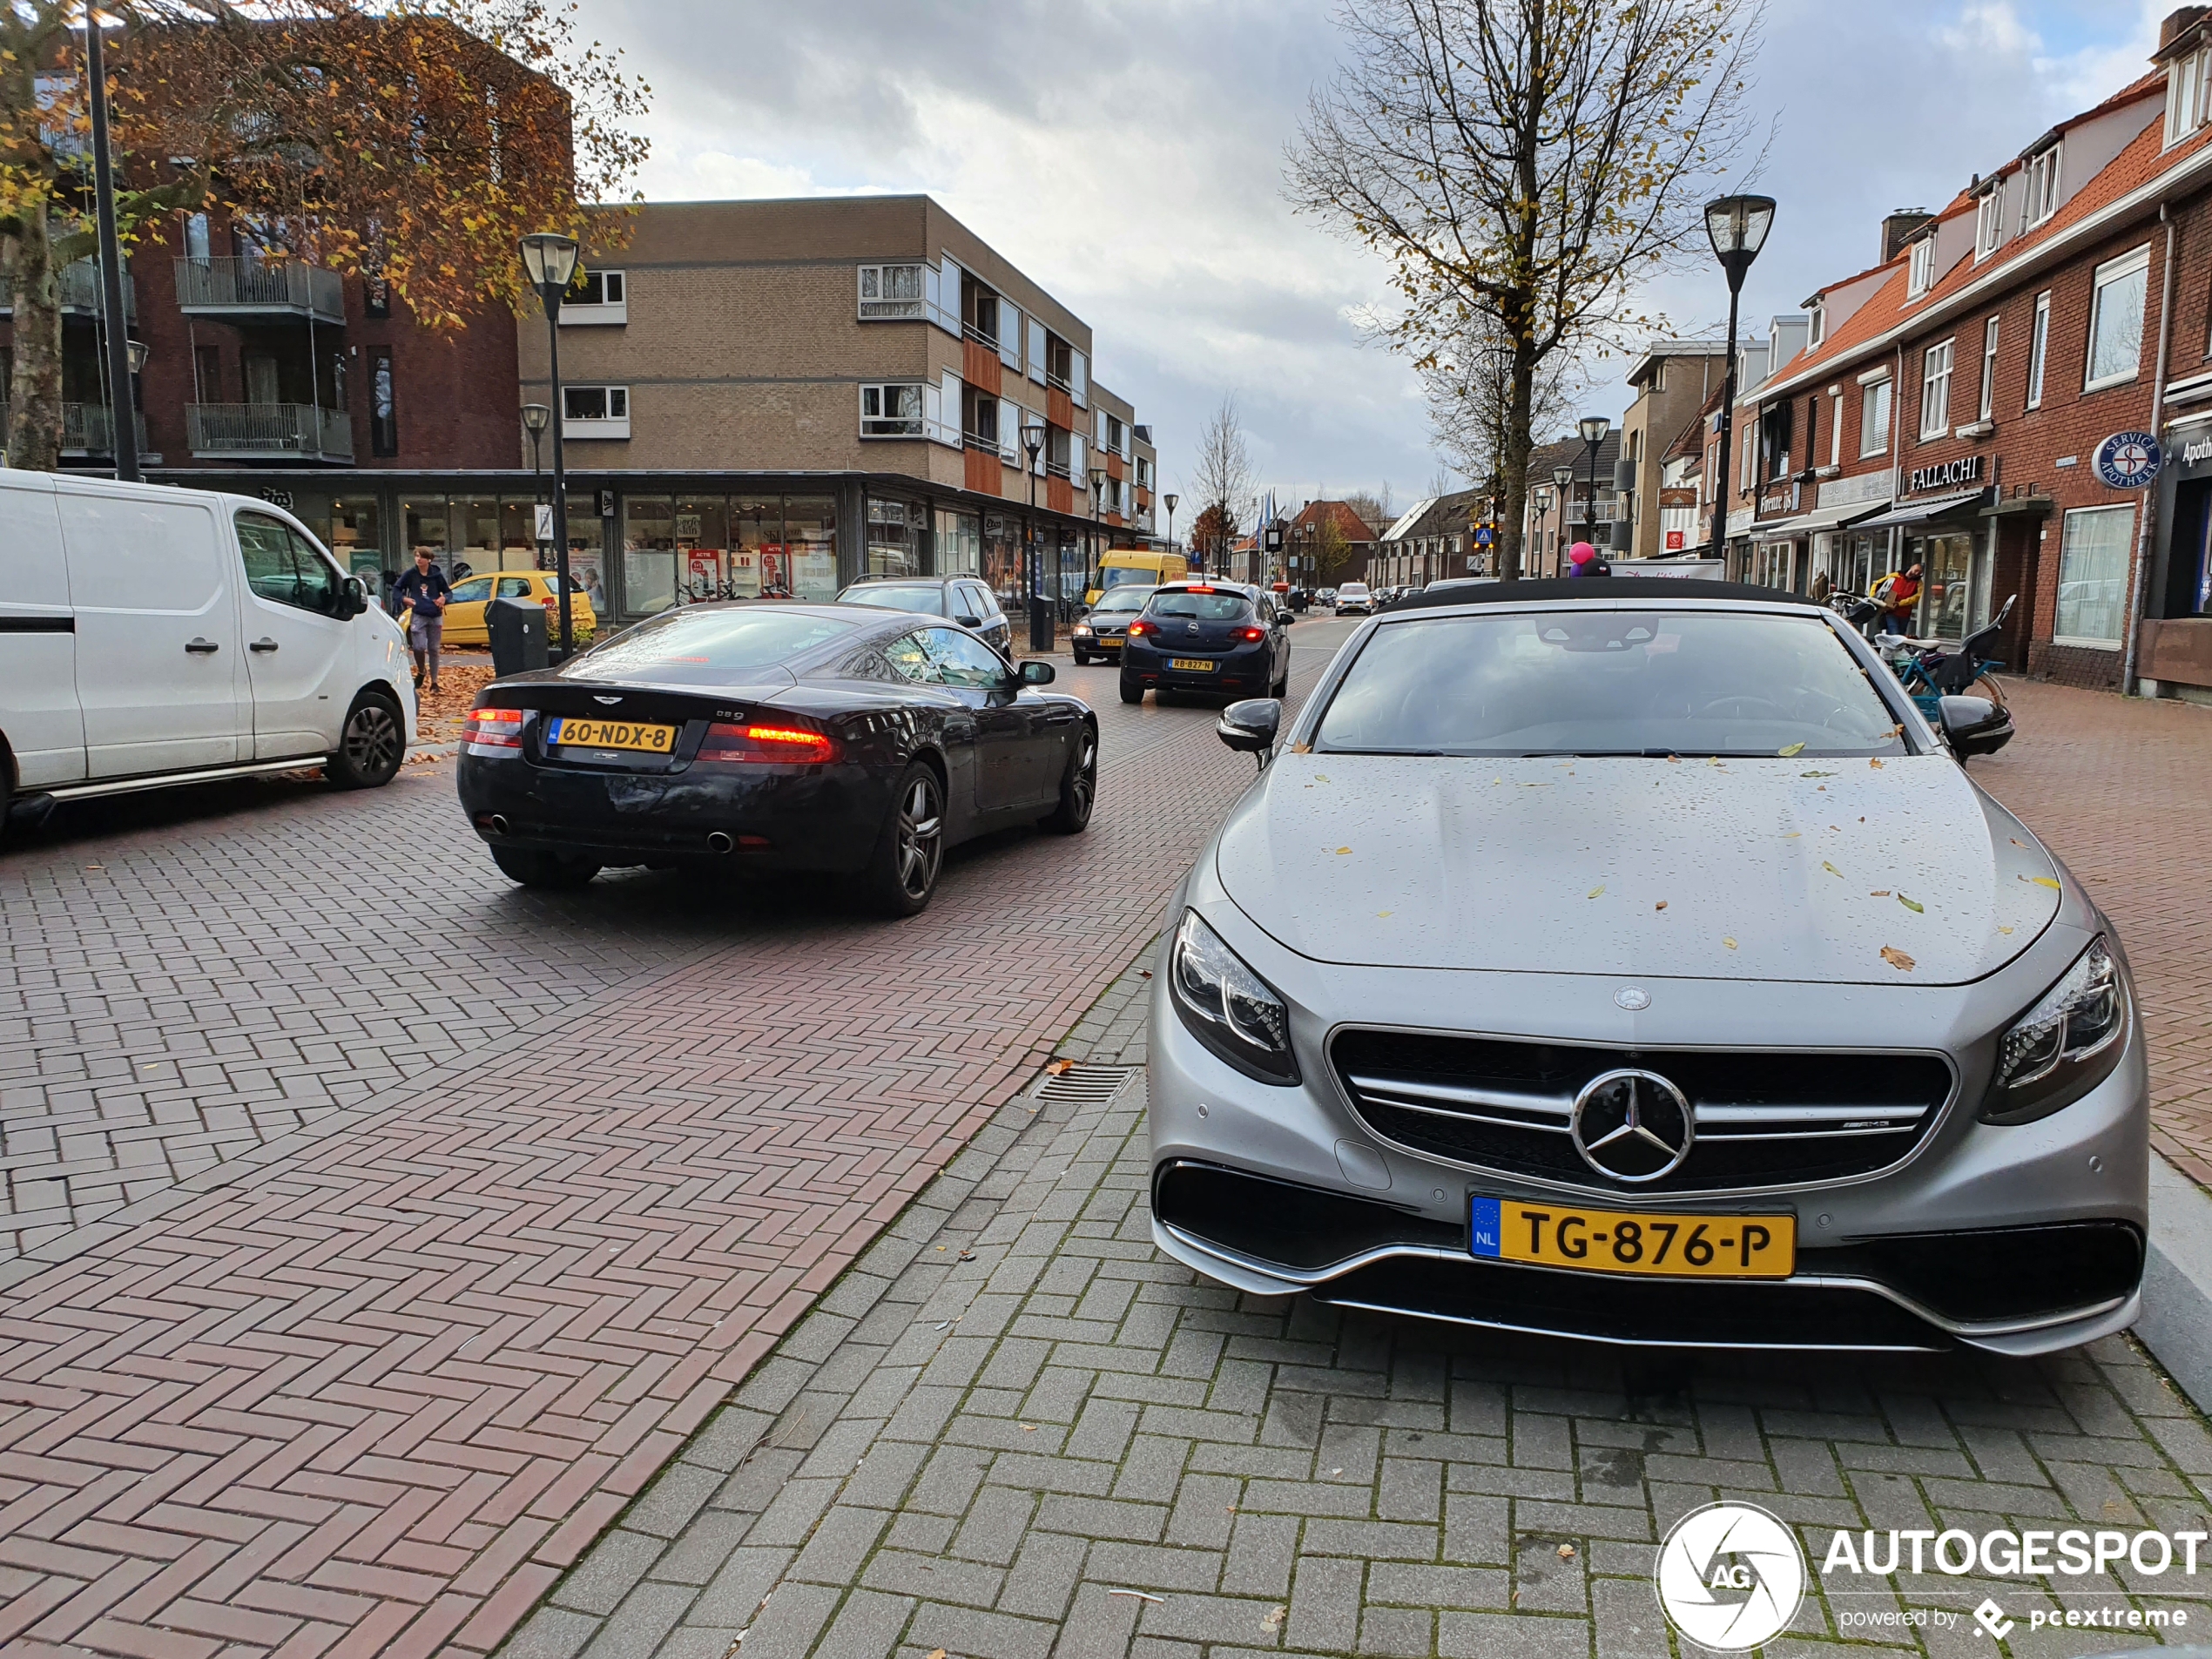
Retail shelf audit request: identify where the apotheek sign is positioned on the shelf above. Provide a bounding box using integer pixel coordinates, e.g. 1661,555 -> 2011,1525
1906,455 -> 1983,495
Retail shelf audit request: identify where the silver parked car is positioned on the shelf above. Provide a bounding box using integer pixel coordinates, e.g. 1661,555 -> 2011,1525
1148,578 -> 2144,1354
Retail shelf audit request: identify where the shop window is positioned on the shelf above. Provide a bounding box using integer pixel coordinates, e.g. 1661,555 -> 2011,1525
402,497 -> 450,561
2054,504 -> 2134,644
858,262 -> 927,320
564,495 -> 606,612
622,496 -> 678,615
563,384 -> 630,437
868,498 -> 921,577
729,496 -> 782,598
455,496 -> 501,572
934,507 -> 981,576
676,497 -> 731,602
369,347 -> 397,456
860,381 -> 927,437
324,497 -> 381,586
2085,246 -> 2150,392
1919,340 -> 1953,440
560,269 -> 625,326
2027,291 -> 2051,408
785,496 -> 840,601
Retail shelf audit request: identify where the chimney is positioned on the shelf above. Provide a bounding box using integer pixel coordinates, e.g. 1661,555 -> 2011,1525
2161,6 -> 2209,51
1881,209 -> 1934,265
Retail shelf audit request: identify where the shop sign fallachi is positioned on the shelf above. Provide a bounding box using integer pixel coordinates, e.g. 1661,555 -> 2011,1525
2094,429 -> 2162,490
1905,455 -> 1983,496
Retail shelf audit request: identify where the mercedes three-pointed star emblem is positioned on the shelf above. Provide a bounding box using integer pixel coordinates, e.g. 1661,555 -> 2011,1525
1570,1068 -> 1695,1183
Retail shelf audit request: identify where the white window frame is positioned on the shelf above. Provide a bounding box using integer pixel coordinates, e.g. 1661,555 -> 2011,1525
1859,374 -> 1892,457
2053,503 -> 2135,647
1807,304 -> 1824,347
1919,340 -> 1954,440
1978,315 -> 2000,421
2027,290 -> 2051,409
1907,236 -> 1935,298
859,381 -> 928,439
856,261 -> 928,320
559,269 -> 625,326
1829,390 -> 1844,466
2083,244 -> 2152,394
2168,46 -> 2206,148
561,384 -> 629,438
1975,191 -> 2003,261
1653,359 -> 1669,391
2024,145 -> 2061,228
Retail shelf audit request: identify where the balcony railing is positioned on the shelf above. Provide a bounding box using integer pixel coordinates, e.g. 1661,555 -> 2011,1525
0,260 -> 136,320
1564,495 -> 1625,523
187,401 -> 354,462
0,400 -> 146,455
173,257 -> 345,325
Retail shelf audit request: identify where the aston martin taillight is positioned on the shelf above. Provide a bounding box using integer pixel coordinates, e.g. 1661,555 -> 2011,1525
698,722 -> 839,764
463,706 -> 524,754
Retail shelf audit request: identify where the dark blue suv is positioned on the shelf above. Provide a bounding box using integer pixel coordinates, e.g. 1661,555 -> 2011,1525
1118,583 -> 1292,705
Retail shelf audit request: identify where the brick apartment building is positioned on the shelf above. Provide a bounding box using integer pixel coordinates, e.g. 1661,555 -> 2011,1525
1282,499 -> 1378,589
1618,341 -> 1729,558
3,193 -> 1158,628
1711,6 -> 2212,698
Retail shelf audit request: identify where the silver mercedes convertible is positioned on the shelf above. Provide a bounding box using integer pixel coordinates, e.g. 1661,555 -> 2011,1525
1147,577 -> 2144,1353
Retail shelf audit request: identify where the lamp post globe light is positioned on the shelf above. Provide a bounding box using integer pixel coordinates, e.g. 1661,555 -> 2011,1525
519,233 -> 583,656
522,403 -> 552,565
1089,464 -> 1108,594
1022,417 -> 1051,651
1703,193 -> 1777,570
1551,463 -> 1575,577
1577,414 -> 1611,569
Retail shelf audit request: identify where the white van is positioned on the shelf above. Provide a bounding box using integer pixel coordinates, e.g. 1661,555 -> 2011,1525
1,469 -> 415,832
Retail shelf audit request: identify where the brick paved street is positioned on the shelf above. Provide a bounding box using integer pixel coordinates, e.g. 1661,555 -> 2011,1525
516,961 -> 2212,1659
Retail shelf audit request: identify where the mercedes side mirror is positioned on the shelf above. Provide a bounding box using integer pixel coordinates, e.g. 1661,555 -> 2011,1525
1019,660 -> 1056,685
1217,698 -> 1281,768
1938,694 -> 2013,759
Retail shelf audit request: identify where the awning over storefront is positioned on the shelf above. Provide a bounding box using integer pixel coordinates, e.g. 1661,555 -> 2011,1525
1753,499 -> 1892,543
1851,489 -> 1988,532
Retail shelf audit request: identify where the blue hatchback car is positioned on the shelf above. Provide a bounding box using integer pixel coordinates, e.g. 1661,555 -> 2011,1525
1118,582 -> 1293,705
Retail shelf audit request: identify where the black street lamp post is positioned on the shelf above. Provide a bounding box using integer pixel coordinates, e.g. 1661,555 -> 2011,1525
1703,194 -> 1777,571
1578,415 -> 1611,566
522,403 -> 551,567
519,233 -> 582,656
1163,492 -> 1178,560
1022,418 -> 1050,651
1089,465 -> 1108,591
1550,463 -> 1575,577
84,6 -> 138,483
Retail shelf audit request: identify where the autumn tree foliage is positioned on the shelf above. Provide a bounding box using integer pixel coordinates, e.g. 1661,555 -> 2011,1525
0,0 -> 649,469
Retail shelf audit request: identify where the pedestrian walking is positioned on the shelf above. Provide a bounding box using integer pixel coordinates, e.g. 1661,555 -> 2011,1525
392,545 -> 453,691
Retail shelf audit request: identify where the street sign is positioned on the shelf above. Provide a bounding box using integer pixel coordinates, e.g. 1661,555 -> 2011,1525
1665,530 -> 1685,551
536,503 -> 556,541
2094,430 -> 2162,489
1474,524 -> 1494,547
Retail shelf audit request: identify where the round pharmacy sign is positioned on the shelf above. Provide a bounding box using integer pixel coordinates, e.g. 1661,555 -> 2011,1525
2094,430 -> 2162,489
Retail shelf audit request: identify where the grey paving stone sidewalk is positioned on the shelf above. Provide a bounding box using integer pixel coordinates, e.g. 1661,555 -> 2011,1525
507,960 -> 2212,1659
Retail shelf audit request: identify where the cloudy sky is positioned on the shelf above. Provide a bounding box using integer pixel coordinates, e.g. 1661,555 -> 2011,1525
575,0 -> 2170,516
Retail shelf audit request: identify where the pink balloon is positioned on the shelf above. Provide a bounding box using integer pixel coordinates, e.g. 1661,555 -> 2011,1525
1569,542 -> 1597,564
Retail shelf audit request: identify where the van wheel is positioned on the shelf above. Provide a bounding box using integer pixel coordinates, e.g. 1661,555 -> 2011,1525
491,846 -> 602,889
327,692 -> 404,788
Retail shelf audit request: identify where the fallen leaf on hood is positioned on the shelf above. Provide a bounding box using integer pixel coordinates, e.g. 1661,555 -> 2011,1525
1666,753 -> 1681,763
1800,770 -> 1837,778
1881,946 -> 1916,972
1822,861 -> 1844,877
2027,875 -> 2060,890
1655,900 -> 1668,911
1377,910 -> 1393,918
1313,773 -> 1330,783
1336,846 -> 1352,855
1869,758 -> 1885,769
1870,889 -> 1892,897
1781,832 -> 1801,839
1587,886 -> 1605,900
1291,742 -> 1312,754
1897,894 -> 1925,913
1998,925 -> 2014,934
1777,741 -> 1806,756
2011,838 -> 2027,847
1493,776 -> 1503,785
1723,936 -> 1738,950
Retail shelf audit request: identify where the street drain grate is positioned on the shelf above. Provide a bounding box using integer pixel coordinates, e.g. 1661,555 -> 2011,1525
1030,1063 -> 1138,1107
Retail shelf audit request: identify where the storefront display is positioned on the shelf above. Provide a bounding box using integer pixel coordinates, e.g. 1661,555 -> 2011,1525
624,496 -> 679,615
1912,531 -> 1977,639
867,497 -> 921,577
936,507 -> 981,575
984,512 -> 1023,616
565,495 -> 606,613
2054,504 -> 2134,644
403,498 -> 450,560
787,496 -> 839,600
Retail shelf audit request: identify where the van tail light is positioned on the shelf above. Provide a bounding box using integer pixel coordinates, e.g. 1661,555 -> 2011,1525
698,721 -> 839,765
1238,625 -> 1267,642
1127,619 -> 1157,637
463,706 -> 525,754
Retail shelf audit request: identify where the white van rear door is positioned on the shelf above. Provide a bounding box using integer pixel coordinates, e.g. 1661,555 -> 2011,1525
233,509 -> 358,759
57,483 -> 244,778
0,475 -> 87,788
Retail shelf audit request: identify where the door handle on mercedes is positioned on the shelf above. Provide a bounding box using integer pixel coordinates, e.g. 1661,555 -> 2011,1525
250,637 -> 280,652
185,637 -> 220,654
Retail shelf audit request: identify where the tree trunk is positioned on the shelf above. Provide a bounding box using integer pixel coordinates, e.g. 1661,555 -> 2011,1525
6,210 -> 65,473
1499,340 -> 1537,583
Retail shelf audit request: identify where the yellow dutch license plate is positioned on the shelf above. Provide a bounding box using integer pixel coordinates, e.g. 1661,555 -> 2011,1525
1471,1196 -> 1794,1279
548,717 -> 677,753
1170,658 -> 1217,671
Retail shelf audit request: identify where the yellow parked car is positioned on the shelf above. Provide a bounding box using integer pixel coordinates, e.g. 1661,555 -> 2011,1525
438,571 -> 597,646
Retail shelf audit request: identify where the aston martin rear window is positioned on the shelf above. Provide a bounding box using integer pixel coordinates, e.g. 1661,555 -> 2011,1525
562,607 -> 856,684
1314,610 -> 1910,758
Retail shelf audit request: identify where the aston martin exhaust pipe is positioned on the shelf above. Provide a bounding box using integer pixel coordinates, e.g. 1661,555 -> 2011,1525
706,831 -> 735,854
488,814 -> 510,836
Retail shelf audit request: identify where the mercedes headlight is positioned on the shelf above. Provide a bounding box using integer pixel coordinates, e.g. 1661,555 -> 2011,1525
1981,935 -> 2128,1124
1170,910 -> 1298,1083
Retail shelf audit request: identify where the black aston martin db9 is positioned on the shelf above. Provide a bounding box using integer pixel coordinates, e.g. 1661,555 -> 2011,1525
457,604 -> 1097,915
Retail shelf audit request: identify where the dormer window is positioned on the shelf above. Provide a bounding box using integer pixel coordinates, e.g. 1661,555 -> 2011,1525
2024,145 -> 2061,228
1807,302 -> 1825,347
2168,45 -> 2207,147
1975,188 -> 2004,260
1908,234 -> 1935,299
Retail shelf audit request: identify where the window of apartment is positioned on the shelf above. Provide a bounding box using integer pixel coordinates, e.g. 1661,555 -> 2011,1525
1829,389 -> 1844,466
2027,290 -> 2051,408
2168,46 -> 2206,147
1045,334 -> 1072,389
1974,189 -> 2004,260
560,268 -> 625,326
2054,503 -> 2134,644
1652,358 -> 1669,392
860,381 -> 927,437
966,387 -> 999,448
1908,235 -> 1935,298
1106,413 -> 1125,454
563,384 -> 630,437
369,347 -> 397,457
1859,374 -> 1892,456
1978,315 -> 2000,421
2024,145 -> 2061,228
1136,456 -> 1151,488
1806,305 -> 1824,348
857,262 -> 927,320
1047,425 -> 1070,476
1919,339 -> 1953,439
2085,245 -> 2151,391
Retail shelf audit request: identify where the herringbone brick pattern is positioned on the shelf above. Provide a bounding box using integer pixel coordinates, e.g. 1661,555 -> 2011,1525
520,974 -> 2212,1659
0,641 -> 1339,1659
1972,678 -> 2212,1188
